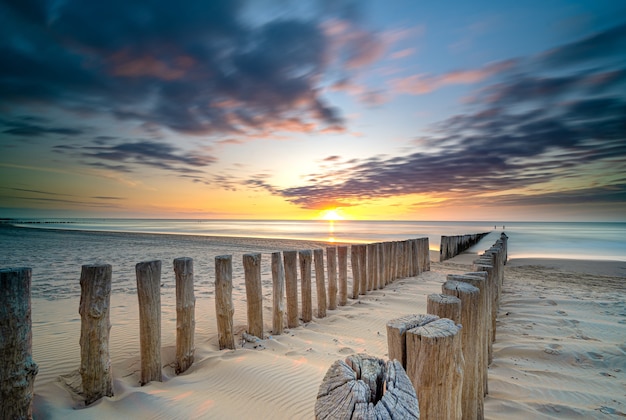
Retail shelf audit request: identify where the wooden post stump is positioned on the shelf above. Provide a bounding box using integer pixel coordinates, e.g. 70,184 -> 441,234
350,246 -> 360,299
473,261 -> 495,363
367,243 -> 376,292
406,318 -> 463,420
326,247 -> 338,310
386,313 -> 439,368
427,293 -> 461,323
315,354 -> 419,419
136,260 -> 162,385
0,267 -> 38,418
283,251 -> 299,328
243,253 -> 263,338
337,246 -> 348,306
443,280 -> 483,419
313,249 -> 327,318
215,255 -> 235,350
271,252 -> 285,335
174,257 -> 195,374
377,242 -> 384,288
79,264 -> 114,405
358,245 -> 367,295
299,250 -> 313,323
449,272 -> 489,397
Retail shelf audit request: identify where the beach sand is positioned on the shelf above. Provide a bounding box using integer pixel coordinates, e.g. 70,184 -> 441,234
29,251 -> 626,419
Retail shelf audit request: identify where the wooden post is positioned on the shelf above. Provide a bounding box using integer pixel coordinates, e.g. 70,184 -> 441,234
423,237 -> 431,271
215,255 -> 235,350
0,267 -> 38,418
449,272 -> 489,397
271,252 -> 285,335
327,247 -> 338,310
313,249 -> 327,318
357,245 -> 367,295
473,261 -> 495,363
299,250 -> 313,323
386,313 -> 439,368
397,241 -> 405,279
412,239 -> 420,276
350,245 -> 360,299
427,293 -> 461,323
367,243 -> 376,292
405,240 -> 414,277
174,257 -> 195,374
315,355 -> 419,419
337,246 -> 348,306
136,260 -> 162,385
377,243 -> 384,288
79,264 -> 114,405
406,318 -> 463,420
283,251 -> 299,328
390,241 -> 398,282
243,253 -> 263,338
443,280 -> 483,419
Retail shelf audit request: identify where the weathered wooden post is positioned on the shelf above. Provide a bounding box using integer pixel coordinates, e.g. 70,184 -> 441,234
283,251 -> 299,328
337,246 -> 348,306
427,293 -> 461,324
326,247 -> 338,310
450,272 -> 489,396
386,313 -> 438,368
397,241 -> 405,279
376,242 -> 384,288
443,280 -> 483,419
313,249 -> 327,318
350,245 -> 360,299
406,318 -> 463,420
357,244 -> 367,295
315,354 -> 419,419
174,257 -> 195,374
79,264 -> 114,405
136,260 -> 162,385
405,240 -> 414,277
390,241 -> 398,282
215,255 -> 235,350
473,261 -> 495,363
366,243 -> 376,292
411,239 -> 420,276
299,250 -> 313,323
243,253 -> 263,338
0,267 -> 38,418
271,252 -> 285,335
423,237 -> 431,271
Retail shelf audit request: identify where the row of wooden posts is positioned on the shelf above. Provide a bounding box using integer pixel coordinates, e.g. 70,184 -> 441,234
439,232 -> 491,261
0,237 -> 429,417
386,232 -> 508,420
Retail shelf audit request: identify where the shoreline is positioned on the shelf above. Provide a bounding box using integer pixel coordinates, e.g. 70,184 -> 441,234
26,255 -> 626,418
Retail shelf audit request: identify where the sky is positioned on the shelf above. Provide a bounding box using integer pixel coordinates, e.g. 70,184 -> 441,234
1,0 -> 625,221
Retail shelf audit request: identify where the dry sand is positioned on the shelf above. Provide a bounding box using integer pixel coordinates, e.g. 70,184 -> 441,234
30,252 -> 626,419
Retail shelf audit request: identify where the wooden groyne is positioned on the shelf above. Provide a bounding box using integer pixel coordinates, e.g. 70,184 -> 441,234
440,232 -> 491,261
381,232 -> 508,419
1,237 -> 429,410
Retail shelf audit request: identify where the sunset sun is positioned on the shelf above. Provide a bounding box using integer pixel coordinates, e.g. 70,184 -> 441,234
320,209 -> 345,221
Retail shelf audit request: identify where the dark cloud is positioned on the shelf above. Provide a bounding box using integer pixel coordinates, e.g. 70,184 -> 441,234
0,117 -> 85,138
540,22 -> 626,68
0,0 -> 375,137
78,140 -> 217,173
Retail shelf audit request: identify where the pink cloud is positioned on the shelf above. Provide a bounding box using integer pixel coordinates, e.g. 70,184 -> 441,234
108,50 -> 195,80
390,48 -> 416,59
392,60 -> 516,95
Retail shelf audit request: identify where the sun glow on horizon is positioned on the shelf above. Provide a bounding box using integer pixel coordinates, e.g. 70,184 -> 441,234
320,209 -> 345,221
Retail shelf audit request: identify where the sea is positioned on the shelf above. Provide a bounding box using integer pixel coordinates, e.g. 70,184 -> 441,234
1,219 -> 625,300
